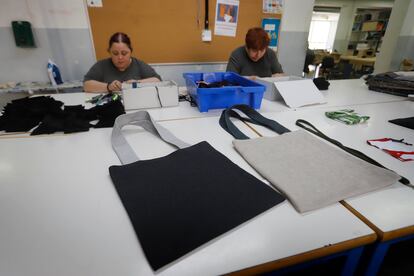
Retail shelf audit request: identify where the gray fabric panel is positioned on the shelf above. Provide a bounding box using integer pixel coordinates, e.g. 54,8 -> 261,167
277,31 -> 308,76
390,35 -> 414,71
233,130 -> 399,213
112,111 -> 190,164
0,27 -> 95,83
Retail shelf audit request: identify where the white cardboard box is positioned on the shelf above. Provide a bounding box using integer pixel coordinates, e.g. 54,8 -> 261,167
122,81 -> 179,110
256,76 -> 326,108
256,76 -> 302,101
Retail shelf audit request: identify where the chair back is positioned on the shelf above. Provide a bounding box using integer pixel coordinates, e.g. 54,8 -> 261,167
321,56 -> 335,69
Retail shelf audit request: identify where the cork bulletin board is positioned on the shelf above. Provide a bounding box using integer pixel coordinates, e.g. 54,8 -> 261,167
87,0 -> 281,63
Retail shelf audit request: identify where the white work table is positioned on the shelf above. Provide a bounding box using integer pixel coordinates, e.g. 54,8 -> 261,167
52,77 -> 399,118
0,78 -> 404,138
0,115 -> 376,276
247,100 -> 414,275
0,78 -> 411,275
35,91 -> 288,123
260,78 -> 408,112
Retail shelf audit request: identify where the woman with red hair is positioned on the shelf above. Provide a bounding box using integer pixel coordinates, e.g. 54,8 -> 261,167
226,27 -> 284,78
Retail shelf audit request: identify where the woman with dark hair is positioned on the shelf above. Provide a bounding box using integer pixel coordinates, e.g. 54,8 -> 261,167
83,32 -> 161,93
226,27 -> 284,78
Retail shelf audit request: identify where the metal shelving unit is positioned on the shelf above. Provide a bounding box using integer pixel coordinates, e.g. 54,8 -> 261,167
347,8 -> 391,55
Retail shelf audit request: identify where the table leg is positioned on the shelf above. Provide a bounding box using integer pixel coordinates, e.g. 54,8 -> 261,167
342,246 -> 364,276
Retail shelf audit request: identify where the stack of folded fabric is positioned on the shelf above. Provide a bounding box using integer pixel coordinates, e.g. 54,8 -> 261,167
0,96 -> 125,135
366,72 -> 414,96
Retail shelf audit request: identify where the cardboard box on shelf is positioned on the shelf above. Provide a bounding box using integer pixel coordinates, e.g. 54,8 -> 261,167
362,21 -> 378,31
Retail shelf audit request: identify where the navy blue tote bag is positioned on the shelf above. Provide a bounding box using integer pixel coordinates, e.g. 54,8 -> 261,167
108,111 -> 285,270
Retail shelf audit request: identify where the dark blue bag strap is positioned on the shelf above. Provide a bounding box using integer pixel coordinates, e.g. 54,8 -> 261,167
219,104 -> 290,140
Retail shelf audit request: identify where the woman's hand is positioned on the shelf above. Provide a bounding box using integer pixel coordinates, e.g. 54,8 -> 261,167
107,80 -> 122,92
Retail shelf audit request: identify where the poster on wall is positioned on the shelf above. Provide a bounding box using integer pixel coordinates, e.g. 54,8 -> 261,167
262,18 -> 281,50
263,0 -> 283,14
214,0 -> 240,37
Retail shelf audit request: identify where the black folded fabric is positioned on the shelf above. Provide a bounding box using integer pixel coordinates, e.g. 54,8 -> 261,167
366,72 -> 414,97
197,80 -> 240,88
1,96 -> 125,135
64,104 -> 86,113
0,96 -> 64,132
0,117 -> 40,132
92,100 -> 125,128
63,114 -> 91,134
31,113 -> 91,135
389,116 -> 414,130
31,114 -> 66,135
109,141 -> 285,270
313,77 -> 330,90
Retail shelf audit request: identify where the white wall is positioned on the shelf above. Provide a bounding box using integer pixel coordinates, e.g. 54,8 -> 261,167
377,0 -> 414,72
0,0 -> 95,83
400,0 -> 414,36
278,0 -> 315,76
0,0 -> 318,84
0,0 -> 89,28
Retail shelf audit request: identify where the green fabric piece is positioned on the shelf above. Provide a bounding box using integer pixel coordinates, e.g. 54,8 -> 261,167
325,109 -> 370,125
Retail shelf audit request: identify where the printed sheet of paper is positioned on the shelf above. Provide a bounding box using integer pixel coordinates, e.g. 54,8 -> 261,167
263,0 -> 283,14
214,0 -> 240,37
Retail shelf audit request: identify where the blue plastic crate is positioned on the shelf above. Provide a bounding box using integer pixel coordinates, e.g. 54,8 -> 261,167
183,72 -> 266,112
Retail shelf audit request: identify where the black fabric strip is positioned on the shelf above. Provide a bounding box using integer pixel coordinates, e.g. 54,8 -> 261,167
205,0 -> 209,29
219,104 -> 290,140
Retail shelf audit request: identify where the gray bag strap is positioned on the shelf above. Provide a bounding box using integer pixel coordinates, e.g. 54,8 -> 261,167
111,111 -> 190,164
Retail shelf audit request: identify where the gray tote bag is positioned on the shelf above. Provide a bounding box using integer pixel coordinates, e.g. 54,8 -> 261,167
220,105 -> 400,213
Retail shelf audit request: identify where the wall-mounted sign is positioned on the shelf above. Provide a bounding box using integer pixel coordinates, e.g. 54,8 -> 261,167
214,0 -> 240,37
262,18 -> 281,50
263,0 -> 283,14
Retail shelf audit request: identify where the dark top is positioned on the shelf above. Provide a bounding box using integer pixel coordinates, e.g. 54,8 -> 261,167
226,46 -> 283,77
83,57 -> 161,83
303,49 -> 315,73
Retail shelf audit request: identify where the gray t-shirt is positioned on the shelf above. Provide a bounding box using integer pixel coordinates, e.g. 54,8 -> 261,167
226,46 -> 283,77
84,57 -> 161,82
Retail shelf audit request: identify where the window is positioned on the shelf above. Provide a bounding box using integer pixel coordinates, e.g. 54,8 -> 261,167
308,11 -> 340,51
